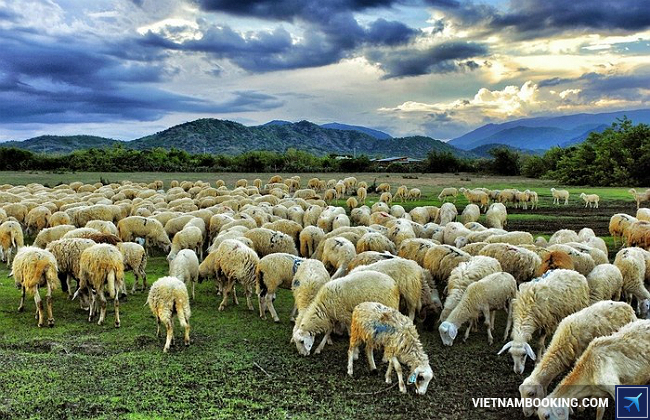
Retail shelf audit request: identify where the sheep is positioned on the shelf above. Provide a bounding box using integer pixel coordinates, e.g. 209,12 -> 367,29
629,188 -> 650,209
321,236 -> 357,279
347,302 -> 433,395
0,220 -> 24,267
376,183 -> 391,193
49,211 -> 72,227
424,244 -> 471,284
550,188 -> 569,205
519,300 -> 636,417
548,229 -> 579,245
442,222 -> 473,246
613,247 -> 650,317
354,187 -> 367,205
243,228 -> 298,257
547,244 -> 596,276
562,242 -> 608,265
85,220 -> 119,236
76,244 -> 125,327
408,188 -> 421,201
394,185 -> 408,203
291,259 -> 331,324
409,207 -> 429,225
439,272 -> 517,346
439,255 -> 503,322
387,219 -> 416,247
536,319 -> 650,420
579,192 -> 599,208
255,253 -> 305,322
147,276 -> 191,353
199,239 -> 259,311
10,247 -> 59,327
332,214 -> 350,230
609,213 -> 637,247
355,232 -> 396,255
46,238 -> 96,300
479,243 -> 542,283
117,216 -> 171,253
317,206 -> 346,232
298,225 -> 325,258
25,206 -> 52,235
397,238 -> 438,267
537,250 -> 575,276
166,226 -> 203,263
460,241 -> 489,256
31,224 -> 75,249
485,203 -> 507,229
499,269 -> 590,374
168,249 -> 199,300
437,203 -> 458,226
485,231 -> 534,246
292,270 -> 400,356
116,242 -> 148,294
346,196 -> 359,210
438,187 -> 457,203
460,204 -> 480,224
379,192 -> 393,206
459,188 -> 489,210
350,257 -> 427,320
2,203 -> 27,224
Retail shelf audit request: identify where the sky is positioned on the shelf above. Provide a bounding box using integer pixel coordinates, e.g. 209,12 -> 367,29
0,0 -> 649,142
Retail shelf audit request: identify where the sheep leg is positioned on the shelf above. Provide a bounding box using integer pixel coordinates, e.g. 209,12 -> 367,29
18,285 -> 25,312
267,294 -> 280,322
88,293 -> 95,322
385,359 -> 393,384
33,288 -> 45,327
463,322 -> 472,342
97,290 -> 107,326
179,311 -> 190,347
191,281 -> 194,300
131,275 -> 138,294
482,307 -> 493,345
232,284 -> 239,305
66,274 -> 74,299
504,300 -> 513,341
347,343 -> 358,376
156,316 -> 161,337
258,294 -> 267,319
314,331 -> 331,355
46,283 -> 54,327
218,280 -> 233,311
163,320 -> 173,353
366,344 -> 376,371
244,286 -> 254,311
114,294 -> 120,328
391,357 -> 407,393
289,305 -> 297,322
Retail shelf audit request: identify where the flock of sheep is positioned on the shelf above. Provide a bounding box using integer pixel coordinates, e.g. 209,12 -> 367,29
1,177 -> 649,420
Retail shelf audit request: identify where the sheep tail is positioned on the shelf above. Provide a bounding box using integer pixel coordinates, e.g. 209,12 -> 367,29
107,270 -> 116,299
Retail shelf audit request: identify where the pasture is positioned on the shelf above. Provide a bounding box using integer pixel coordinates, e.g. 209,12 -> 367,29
0,171 -> 643,419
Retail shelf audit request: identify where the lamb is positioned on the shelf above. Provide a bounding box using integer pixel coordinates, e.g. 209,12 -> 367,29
613,247 -> 650,317
292,271 -> 400,356
499,269 -> 590,374
485,203 -> 507,229
256,253 -> 305,322
76,244 -> 125,327
321,236 -> 357,279
438,188 -> 458,203
244,228 -> 298,257
478,243 -> 542,283
0,220 -> 24,267
537,320 -> 650,420
609,213 -> 637,247
117,216 -> 171,253
423,244 -> 471,284
439,272 -> 517,345
10,246 -> 59,327
350,257 -> 427,320
348,302 -> 433,395
550,188 -> 569,205
461,204 -> 480,224
356,232 -> 396,254
168,249 -> 199,300
579,192 -> 600,208
291,259 -> 331,324
147,276 -> 191,353
518,300 -> 636,417
437,202 -> 458,226
439,255 -> 503,322
116,242 -> 148,294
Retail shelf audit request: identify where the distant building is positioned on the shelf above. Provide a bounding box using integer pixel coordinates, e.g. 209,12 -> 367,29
370,156 -> 423,164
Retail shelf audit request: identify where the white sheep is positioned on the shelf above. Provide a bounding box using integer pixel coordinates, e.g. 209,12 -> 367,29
613,247 -> 650,317
423,244 -> 471,283
355,232 -> 396,254
147,276 -> 191,353
484,231 -> 534,246
244,227 -> 298,257
167,226 -> 204,263
117,216 -> 171,253
116,241 -> 148,294
485,202 -> 507,230
46,238 -> 96,300
169,249 -> 199,300
321,236 -> 357,279
550,188 -> 569,205
548,229 -> 579,245
439,272 -> 517,346
299,225 -> 325,258
478,243 -> 541,283
537,319 -> 650,420
292,271 -> 399,356
256,252 -> 304,322
442,222 -> 474,246
348,302 -> 433,395
0,220 -> 24,267
499,269 -> 590,374
437,202 -> 458,226
397,238 -> 439,267
292,259 -> 331,324
33,225 -> 76,248
518,300 -> 636,417
460,204 -> 480,224
438,187 -> 457,203
579,192 -> 599,208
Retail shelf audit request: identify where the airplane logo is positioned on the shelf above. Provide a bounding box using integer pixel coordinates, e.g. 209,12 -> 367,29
626,393 -> 642,413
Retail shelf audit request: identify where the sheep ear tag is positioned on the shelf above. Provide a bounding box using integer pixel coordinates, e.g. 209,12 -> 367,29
408,373 -> 417,384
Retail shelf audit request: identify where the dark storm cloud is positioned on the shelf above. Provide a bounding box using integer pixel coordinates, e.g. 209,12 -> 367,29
367,41 -> 487,78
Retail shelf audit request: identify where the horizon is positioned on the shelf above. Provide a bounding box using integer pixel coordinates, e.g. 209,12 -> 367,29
1,0 -> 649,142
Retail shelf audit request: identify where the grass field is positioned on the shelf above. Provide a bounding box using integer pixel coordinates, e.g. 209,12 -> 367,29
0,172 -> 643,419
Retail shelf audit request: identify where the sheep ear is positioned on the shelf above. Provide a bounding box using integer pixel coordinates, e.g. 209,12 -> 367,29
448,324 -> 457,340
524,343 -> 536,361
498,341 -> 513,355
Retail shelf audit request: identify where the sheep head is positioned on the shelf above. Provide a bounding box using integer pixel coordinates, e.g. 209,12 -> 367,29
498,340 -> 535,374
537,404 -> 570,420
408,364 -> 433,396
292,328 -> 314,356
519,379 -> 546,417
438,321 -> 457,346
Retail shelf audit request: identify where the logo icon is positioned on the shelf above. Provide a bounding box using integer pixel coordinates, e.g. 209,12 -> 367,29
616,386 -> 649,419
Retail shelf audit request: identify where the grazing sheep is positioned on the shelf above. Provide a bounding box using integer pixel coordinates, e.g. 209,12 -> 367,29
550,188 -> 569,205
586,264 -> 623,304
461,204 -> 480,224
299,225 -> 325,258
408,188 -> 421,201
609,213 -> 637,247
147,276 -> 191,352
547,244 -> 596,276
32,225 -> 76,249
256,253 -> 305,322
321,236 -> 357,279
537,250 -> 575,276
348,302 -> 433,395
519,301 -> 636,417
77,244 -> 125,327
613,247 -> 650,317
332,214 -> 350,230
167,226 -> 203,263
85,220 -> 119,236
459,188 -> 489,210
579,192 -> 600,208
424,244 -> 471,284
46,238 -> 96,300
376,183 -> 391,193
394,185 -> 408,203
117,216 -> 171,253
291,259 -> 331,322
629,188 -> 650,209
485,203 -> 507,229
442,222 -> 473,246
25,206 -> 52,235
537,319 -> 650,420
485,231 -> 534,246
346,196 -> 359,210
439,272 -> 517,346
244,228 -> 298,257
438,187 -> 458,203
49,211 -> 72,227
262,219 -> 303,247
116,242 -> 148,294
380,192 -> 393,206
387,219 -> 416,247
0,220 -> 24,267
479,243 -> 542,283
11,247 -> 59,327
356,187 -> 367,205
356,232 -> 396,254
169,249 -> 199,300
499,269 -> 590,374
346,251 -> 395,272
397,238 -> 439,267
562,242 -> 608,265
437,203 -> 458,226
292,271 -> 400,356
548,229 -> 579,245
439,255 -> 503,322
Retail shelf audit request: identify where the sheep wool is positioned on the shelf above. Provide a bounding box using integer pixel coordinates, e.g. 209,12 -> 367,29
478,243 -> 541,283
11,246 -> 59,327
147,276 -> 191,353
256,253 -> 305,322
292,259 -> 331,325
0,220 -> 24,267
423,244 -> 471,284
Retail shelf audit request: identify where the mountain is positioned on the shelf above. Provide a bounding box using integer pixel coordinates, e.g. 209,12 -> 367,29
2,118 -> 463,159
320,123 -> 392,139
449,109 -> 650,151
469,143 -> 545,158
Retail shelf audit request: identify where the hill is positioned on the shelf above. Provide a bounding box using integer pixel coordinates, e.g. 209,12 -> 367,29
449,109 -> 650,151
320,123 -> 391,139
1,135 -> 119,154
